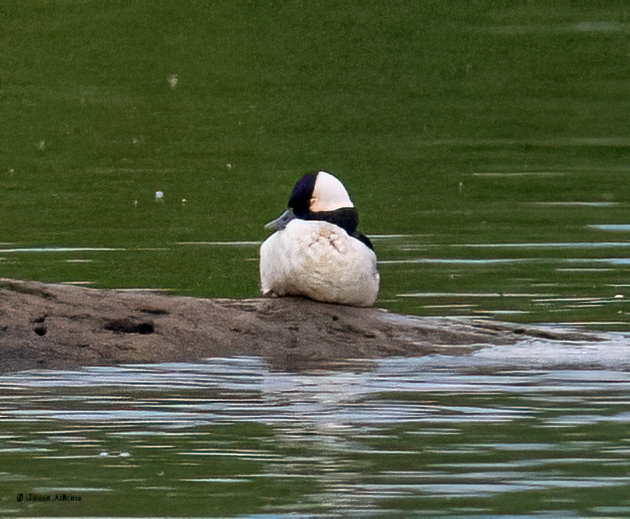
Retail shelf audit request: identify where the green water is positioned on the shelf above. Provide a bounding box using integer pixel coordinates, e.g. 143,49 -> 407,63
4,4 -> 630,516
3,1 -> 630,326
2,358 -> 630,518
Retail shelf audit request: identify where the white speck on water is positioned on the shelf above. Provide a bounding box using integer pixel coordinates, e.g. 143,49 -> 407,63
167,74 -> 179,89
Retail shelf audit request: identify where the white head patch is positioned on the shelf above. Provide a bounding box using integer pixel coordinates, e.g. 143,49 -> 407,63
310,171 -> 354,212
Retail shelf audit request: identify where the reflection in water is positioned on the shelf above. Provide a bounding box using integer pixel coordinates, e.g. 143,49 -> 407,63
0,247 -> 123,253
1,351 -> 630,517
589,224 -> 630,232
374,232 -> 630,329
7,231 -> 630,329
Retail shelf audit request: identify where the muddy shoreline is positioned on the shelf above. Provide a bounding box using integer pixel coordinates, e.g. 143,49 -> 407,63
0,278 -> 607,373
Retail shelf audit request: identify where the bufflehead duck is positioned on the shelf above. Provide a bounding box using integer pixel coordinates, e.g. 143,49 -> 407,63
260,170 -> 379,307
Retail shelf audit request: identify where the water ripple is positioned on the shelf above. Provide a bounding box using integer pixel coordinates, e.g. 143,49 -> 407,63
1,357 -> 629,517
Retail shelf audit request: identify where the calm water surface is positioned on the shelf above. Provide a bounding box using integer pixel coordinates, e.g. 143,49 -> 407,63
3,2 -> 630,517
3,1 -> 630,330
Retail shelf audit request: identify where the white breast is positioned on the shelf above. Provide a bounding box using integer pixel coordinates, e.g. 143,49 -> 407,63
260,219 -> 379,307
